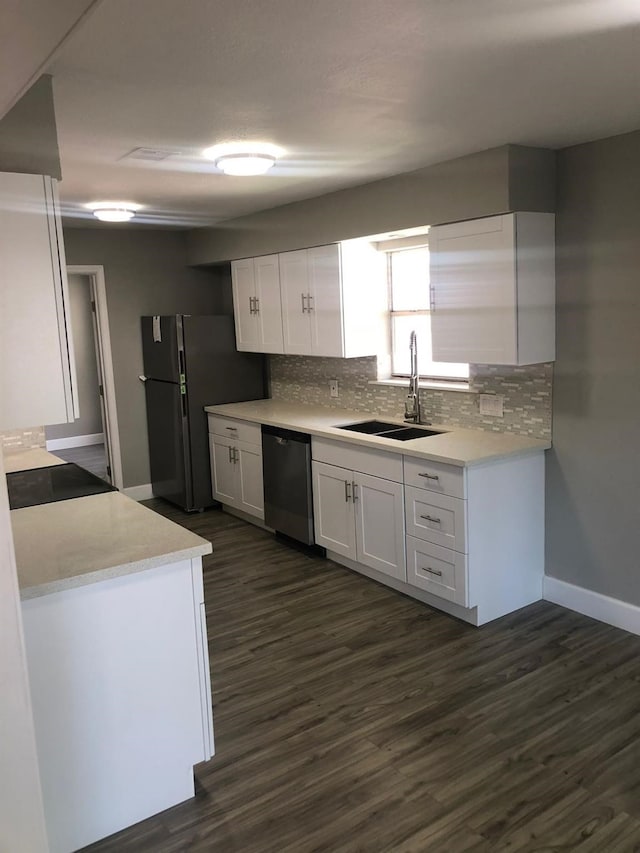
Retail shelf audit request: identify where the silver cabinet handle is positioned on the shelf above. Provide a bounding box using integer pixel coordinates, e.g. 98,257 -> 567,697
418,472 -> 440,481
344,480 -> 351,502
420,514 -> 441,524
233,447 -> 239,463
429,284 -> 436,312
352,482 -> 359,502
301,293 -> 307,313
249,296 -> 255,314
254,296 -> 260,314
225,426 -> 238,432
228,446 -> 233,463
422,567 -> 443,577
307,293 -> 314,311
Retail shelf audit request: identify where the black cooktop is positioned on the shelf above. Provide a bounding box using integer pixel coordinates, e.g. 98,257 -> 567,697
6,463 -> 116,510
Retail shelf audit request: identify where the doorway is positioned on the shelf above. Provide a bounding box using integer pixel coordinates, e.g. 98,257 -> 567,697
44,266 -> 123,489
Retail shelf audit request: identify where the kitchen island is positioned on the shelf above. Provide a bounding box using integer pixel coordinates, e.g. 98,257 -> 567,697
7,449 -> 214,853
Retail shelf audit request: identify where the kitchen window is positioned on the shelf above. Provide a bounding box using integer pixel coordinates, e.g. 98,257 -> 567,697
388,245 -> 469,381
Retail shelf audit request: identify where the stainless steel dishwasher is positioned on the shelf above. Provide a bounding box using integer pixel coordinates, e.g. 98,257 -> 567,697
261,425 -> 315,546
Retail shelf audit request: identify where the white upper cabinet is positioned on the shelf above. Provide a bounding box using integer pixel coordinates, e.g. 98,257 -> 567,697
281,241 -> 386,358
429,212 -> 555,365
0,171 -> 78,430
231,254 -> 284,354
236,239 -> 386,358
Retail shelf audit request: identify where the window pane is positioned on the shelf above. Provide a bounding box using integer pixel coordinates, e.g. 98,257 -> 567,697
390,247 -> 430,311
391,314 -> 469,380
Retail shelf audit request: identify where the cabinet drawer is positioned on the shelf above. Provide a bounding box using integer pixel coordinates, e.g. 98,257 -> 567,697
207,415 -> 261,446
312,437 -> 402,482
404,486 -> 466,553
403,456 -> 465,498
406,535 -> 468,606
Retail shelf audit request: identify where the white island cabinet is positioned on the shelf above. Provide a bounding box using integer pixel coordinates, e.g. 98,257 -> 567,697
0,171 -> 78,430
12,483 -> 214,853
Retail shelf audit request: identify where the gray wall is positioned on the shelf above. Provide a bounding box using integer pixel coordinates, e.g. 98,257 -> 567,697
0,75 -> 61,178
46,274 -> 102,442
547,129 -> 640,606
188,144 -> 556,264
63,228 -> 232,488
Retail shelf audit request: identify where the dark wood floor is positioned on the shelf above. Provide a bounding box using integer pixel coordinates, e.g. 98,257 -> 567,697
81,501 -> 640,852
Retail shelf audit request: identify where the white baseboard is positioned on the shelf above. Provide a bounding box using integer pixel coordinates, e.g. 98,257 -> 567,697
46,433 -> 104,451
122,484 -> 154,501
544,576 -> 640,637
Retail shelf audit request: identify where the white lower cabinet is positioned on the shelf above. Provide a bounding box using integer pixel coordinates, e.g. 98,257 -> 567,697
311,436 -> 544,626
208,414 -> 264,519
209,433 -> 264,519
406,535 -> 468,606
312,460 -> 406,582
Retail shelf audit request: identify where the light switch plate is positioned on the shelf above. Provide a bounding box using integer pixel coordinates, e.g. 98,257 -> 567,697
479,394 -> 504,417
329,379 -> 339,398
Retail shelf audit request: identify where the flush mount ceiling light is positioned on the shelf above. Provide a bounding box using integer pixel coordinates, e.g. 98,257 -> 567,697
86,201 -> 141,222
202,142 -> 284,176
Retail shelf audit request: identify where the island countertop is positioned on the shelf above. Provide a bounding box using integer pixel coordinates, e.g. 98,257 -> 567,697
6,448 -> 212,600
204,400 -> 550,467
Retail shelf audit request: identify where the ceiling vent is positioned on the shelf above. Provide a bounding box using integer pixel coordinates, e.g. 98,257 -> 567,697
120,147 -> 181,162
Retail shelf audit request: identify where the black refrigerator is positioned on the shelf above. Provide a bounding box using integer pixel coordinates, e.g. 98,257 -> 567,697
141,315 -> 266,511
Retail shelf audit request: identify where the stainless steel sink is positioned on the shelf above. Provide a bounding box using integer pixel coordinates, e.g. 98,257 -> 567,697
335,420 -> 442,441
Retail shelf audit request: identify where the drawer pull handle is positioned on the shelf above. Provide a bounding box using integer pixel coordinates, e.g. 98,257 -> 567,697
420,514 -> 441,524
422,567 -> 443,577
418,472 -> 440,481
225,426 -> 238,431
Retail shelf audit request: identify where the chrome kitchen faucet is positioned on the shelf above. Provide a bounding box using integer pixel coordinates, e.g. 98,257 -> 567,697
404,330 -> 421,424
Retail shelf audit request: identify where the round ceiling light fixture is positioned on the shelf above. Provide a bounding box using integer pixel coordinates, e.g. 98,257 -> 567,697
203,142 -> 284,176
86,201 -> 141,222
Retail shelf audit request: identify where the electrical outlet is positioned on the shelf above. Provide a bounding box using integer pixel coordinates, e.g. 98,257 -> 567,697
329,379 -> 339,398
479,394 -> 504,417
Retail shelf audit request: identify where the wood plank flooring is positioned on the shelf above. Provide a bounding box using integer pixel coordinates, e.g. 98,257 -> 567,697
80,501 -> 640,852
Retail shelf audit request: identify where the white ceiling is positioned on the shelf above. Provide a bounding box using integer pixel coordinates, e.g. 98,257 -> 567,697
49,0 -> 640,228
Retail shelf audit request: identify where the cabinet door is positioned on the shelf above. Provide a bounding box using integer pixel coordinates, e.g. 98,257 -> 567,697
209,434 -> 238,507
0,172 -> 76,429
308,244 -> 344,357
354,472 -> 406,581
430,214 -> 518,364
312,461 -> 356,559
236,440 -> 264,519
231,258 -> 259,351
254,254 -> 284,354
279,249 -> 311,354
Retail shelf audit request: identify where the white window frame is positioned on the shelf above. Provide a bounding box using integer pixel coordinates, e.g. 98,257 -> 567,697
387,244 -> 469,383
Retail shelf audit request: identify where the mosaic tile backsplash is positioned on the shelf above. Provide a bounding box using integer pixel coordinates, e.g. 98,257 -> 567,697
269,356 -> 552,440
1,427 -> 46,453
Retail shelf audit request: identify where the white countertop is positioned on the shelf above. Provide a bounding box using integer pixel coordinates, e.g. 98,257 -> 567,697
204,400 -> 550,466
3,447 -> 67,472
6,450 -> 212,600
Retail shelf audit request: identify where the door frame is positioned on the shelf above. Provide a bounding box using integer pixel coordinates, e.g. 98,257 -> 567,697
66,265 -> 124,491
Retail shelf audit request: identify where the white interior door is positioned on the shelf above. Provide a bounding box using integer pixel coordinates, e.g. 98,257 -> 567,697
354,472 -> 406,581
308,243 -> 344,357
279,249 -> 311,354
312,461 -> 356,559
